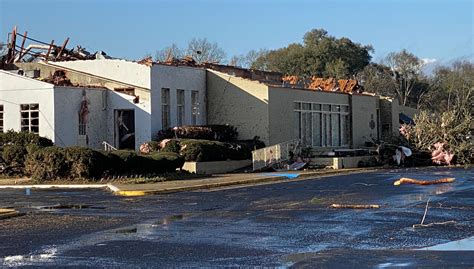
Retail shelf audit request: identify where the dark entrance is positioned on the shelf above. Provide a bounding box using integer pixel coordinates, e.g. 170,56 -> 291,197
115,110 -> 135,149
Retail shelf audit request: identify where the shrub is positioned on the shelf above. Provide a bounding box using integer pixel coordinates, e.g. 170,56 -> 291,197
25,147 -> 69,181
148,152 -> 185,172
2,145 -> 28,175
109,150 -> 148,174
167,139 -> 252,162
160,140 -> 181,153
64,147 -> 107,179
156,125 -> 238,142
0,130 -> 53,147
401,109 -> 473,165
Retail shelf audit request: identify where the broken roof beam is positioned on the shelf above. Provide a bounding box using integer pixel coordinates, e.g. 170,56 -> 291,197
45,40 -> 55,61
16,31 -> 28,61
6,26 -> 17,64
55,37 -> 69,60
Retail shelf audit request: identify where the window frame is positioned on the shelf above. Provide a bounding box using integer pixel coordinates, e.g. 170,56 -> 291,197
20,103 -> 40,134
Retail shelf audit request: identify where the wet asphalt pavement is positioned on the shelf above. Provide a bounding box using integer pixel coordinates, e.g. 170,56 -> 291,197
0,167 -> 473,268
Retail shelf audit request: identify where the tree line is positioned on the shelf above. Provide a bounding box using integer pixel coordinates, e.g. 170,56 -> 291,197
149,29 -> 473,113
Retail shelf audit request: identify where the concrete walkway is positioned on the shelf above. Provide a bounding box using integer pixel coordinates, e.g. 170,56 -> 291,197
108,168 -> 377,196
0,168 -> 378,196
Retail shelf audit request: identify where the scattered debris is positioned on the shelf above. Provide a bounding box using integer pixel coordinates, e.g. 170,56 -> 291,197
282,76 -> 363,93
393,177 -> 455,186
2,26 -> 111,64
330,204 -> 380,209
431,142 -> 454,165
41,70 -> 73,86
412,197 -> 457,228
0,208 -> 25,220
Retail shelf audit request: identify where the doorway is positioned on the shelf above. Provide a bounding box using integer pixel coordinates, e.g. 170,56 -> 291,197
115,110 -> 135,149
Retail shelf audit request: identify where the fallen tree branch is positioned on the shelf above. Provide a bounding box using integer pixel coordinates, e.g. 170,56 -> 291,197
393,177 -> 455,186
330,204 -> 380,209
412,221 -> 457,228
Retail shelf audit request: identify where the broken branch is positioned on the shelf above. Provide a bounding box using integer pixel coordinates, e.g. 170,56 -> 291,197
413,221 -> 457,229
393,177 -> 455,186
330,204 -> 380,209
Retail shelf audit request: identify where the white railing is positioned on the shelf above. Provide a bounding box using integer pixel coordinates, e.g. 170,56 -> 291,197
102,141 -> 117,152
251,139 -> 300,171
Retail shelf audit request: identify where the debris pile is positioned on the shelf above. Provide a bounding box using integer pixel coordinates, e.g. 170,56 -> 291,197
2,26 -> 111,64
42,70 -> 73,86
282,75 -> 363,93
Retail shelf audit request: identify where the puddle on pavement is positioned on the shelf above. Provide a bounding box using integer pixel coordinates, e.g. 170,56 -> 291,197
155,214 -> 185,226
421,236 -> 474,251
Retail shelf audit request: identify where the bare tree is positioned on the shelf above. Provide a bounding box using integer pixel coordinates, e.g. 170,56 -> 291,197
384,49 -> 423,106
186,38 -> 226,64
154,43 -> 184,62
229,49 -> 269,69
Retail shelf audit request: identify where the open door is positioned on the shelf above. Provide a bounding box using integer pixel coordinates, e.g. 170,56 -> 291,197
115,110 -> 135,149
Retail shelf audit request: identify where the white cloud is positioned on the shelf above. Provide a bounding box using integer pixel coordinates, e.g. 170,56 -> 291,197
421,58 -> 438,65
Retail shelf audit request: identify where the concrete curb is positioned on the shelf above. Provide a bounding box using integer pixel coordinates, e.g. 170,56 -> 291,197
0,184 -> 108,189
109,168 -> 380,196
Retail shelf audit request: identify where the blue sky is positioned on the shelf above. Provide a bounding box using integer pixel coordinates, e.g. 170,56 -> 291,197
1,0 -> 472,64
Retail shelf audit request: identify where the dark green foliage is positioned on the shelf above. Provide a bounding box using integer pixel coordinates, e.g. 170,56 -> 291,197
0,130 -> 53,147
109,150 -> 147,174
157,125 -> 238,142
165,139 -> 251,162
25,147 -> 69,181
2,145 -> 28,175
64,147 -> 107,179
253,29 -> 373,78
149,152 -> 185,172
160,140 -> 181,153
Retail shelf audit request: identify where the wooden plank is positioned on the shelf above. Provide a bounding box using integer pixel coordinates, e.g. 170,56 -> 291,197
55,37 -> 69,60
17,31 -> 28,61
45,39 -> 54,61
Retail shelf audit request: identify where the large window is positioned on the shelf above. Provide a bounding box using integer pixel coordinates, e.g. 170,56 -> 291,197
177,89 -> 185,126
20,104 -> 39,133
191,90 -> 199,125
161,88 -> 170,129
294,101 -> 350,147
0,105 -> 3,132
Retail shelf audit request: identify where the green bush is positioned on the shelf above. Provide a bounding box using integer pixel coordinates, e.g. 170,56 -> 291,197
0,130 -> 53,147
64,147 -> 107,179
108,150 -> 147,174
25,147 -> 69,181
166,139 -> 251,162
160,140 -> 181,153
2,145 -> 28,174
157,125 -> 239,142
148,152 -> 185,173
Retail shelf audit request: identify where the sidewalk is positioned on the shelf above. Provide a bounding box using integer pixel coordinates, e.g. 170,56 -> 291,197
0,168 -> 379,196
108,168 -> 378,196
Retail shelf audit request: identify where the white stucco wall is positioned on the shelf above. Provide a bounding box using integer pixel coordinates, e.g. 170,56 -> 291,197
207,70 -> 270,143
351,94 -> 379,147
53,87 -> 108,149
150,65 -> 207,138
0,70 -> 56,141
51,59 -> 151,89
268,87 -> 350,146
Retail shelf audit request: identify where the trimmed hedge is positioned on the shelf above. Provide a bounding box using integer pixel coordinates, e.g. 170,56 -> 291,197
0,130 -> 53,147
161,139 -> 252,162
64,147 -> 108,179
157,125 -> 238,142
25,146 -> 69,181
24,146 -> 185,181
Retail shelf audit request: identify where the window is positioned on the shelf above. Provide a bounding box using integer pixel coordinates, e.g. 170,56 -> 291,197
191,91 -> 199,125
294,102 -> 350,147
177,89 -> 185,126
0,105 -> 3,132
161,88 -> 170,129
20,104 -> 39,133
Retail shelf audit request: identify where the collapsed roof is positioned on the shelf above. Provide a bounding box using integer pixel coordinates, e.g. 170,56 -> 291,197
1,26 -> 112,65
